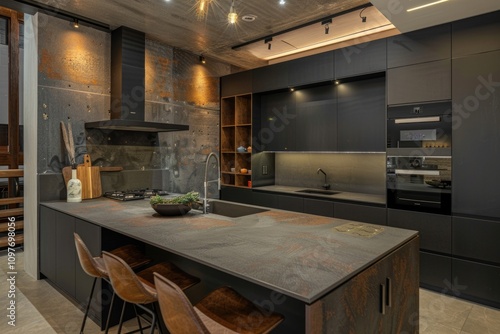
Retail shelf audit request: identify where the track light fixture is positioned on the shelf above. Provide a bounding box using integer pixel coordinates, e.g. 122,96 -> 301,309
321,18 -> 332,35
360,8 -> 367,22
228,0 -> 238,24
265,37 -> 272,50
199,55 -> 206,64
73,18 -> 79,28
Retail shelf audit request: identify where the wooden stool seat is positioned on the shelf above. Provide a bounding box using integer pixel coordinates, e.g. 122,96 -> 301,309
154,273 -> 284,334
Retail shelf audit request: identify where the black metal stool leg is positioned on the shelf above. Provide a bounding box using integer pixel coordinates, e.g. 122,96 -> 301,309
80,277 -> 97,334
104,290 -> 116,334
117,300 -> 127,334
133,304 -> 145,334
151,303 -> 164,334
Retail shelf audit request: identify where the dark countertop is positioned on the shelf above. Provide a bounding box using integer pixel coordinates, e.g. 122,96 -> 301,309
253,185 -> 386,205
41,198 -> 416,303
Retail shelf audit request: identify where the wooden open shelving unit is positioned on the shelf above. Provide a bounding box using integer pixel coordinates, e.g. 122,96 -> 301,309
220,94 -> 252,188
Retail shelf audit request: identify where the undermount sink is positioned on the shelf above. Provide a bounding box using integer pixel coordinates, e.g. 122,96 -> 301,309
207,201 -> 268,218
296,189 -> 341,195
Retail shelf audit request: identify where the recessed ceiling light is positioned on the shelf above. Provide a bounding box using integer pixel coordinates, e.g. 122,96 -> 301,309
279,0 -> 286,5
407,0 -> 448,12
242,14 -> 257,22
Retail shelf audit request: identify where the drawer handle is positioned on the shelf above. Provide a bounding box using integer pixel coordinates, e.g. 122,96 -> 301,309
386,277 -> 392,308
380,283 -> 386,315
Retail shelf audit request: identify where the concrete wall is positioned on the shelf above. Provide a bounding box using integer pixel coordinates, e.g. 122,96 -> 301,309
37,14 -> 230,196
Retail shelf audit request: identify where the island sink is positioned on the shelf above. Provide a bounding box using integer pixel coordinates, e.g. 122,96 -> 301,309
296,189 -> 341,195
207,200 -> 268,218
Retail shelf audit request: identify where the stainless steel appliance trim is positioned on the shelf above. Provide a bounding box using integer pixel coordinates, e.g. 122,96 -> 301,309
397,198 -> 441,205
394,116 -> 441,124
394,169 -> 440,176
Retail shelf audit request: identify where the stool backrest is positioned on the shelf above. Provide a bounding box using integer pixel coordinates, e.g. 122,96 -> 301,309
102,251 -> 157,305
154,272 -> 210,334
74,233 -> 106,278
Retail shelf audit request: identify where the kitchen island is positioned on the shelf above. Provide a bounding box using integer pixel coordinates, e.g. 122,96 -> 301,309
39,198 -> 419,333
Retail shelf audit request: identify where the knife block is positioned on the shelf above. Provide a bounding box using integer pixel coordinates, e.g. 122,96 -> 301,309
77,165 -> 102,199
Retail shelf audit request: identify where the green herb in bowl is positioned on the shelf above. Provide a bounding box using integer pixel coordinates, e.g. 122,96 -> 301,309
150,191 -> 200,206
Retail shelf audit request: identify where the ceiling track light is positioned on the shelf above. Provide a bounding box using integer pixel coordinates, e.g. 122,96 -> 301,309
228,0 -> 238,24
265,37 -> 272,50
73,18 -> 79,28
199,55 -> 206,64
321,18 -> 332,35
359,8 -> 367,23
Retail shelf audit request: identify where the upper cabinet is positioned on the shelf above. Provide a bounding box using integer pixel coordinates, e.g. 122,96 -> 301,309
452,11 -> 500,57
387,24 -> 451,68
335,39 -> 386,79
252,62 -> 288,93
387,59 -> 451,105
288,51 -> 335,87
221,70 -> 253,97
337,77 -> 386,152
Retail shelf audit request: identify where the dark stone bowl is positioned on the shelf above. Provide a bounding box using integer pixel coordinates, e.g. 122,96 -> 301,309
152,203 -> 192,216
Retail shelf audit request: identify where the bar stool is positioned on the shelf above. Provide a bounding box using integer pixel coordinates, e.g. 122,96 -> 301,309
153,272 -> 285,334
74,233 -> 152,334
102,251 -> 200,334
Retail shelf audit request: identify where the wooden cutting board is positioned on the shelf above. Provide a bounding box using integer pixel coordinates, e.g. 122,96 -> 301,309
77,154 -> 102,199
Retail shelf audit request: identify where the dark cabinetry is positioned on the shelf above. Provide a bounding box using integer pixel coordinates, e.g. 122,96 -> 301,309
337,77 -> 385,152
39,206 -> 56,282
387,59 -> 451,105
221,70 -> 252,97
55,211 -> 76,296
252,62 -> 288,93
288,51 -> 334,86
303,198 -> 334,217
420,252 -> 452,291
295,85 -> 337,151
452,50 -> 500,218
258,91 -> 296,151
452,11 -> 500,57
335,202 -> 386,225
387,24 -> 451,68
277,195 -> 304,213
335,39 -> 386,79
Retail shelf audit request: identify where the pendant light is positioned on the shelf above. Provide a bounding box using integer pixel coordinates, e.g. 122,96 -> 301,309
228,0 -> 238,24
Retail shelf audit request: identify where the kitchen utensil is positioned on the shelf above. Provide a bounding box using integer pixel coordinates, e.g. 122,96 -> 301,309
77,154 -> 102,199
62,166 -> 73,186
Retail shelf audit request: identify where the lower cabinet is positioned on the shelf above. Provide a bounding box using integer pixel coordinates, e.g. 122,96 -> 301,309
304,198 -> 334,217
277,195 -> 304,213
307,236 -> 419,333
420,251 -> 452,291
334,202 -> 386,225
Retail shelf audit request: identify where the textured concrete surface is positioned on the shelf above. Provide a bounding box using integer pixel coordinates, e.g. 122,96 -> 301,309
36,14 -> 229,196
41,199 -> 416,303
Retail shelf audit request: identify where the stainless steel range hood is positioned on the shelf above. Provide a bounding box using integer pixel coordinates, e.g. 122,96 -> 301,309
85,27 -> 188,133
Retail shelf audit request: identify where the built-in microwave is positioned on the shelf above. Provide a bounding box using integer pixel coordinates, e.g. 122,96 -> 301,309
387,156 -> 451,215
387,102 -> 452,156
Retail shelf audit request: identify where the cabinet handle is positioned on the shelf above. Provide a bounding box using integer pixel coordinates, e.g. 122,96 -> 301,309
386,277 -> 392,308
380,284 -> 386,315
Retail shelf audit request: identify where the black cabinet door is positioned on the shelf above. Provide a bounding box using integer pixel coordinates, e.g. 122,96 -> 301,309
295,85 -> 337,151
303,198 -> 334,217
453,216 -> 500,265
288,51 -> 334,86
252,191 -> 279,209
387,24 -> 451,68
75,220 -> 103,322
452,50 -> 500,218
337,77 -> 385,152
420,251 -> 452,291
220,186 -> 254,204
452,258 -> 500,308
452,11 -> 500,57
39,206 -> 56,281
221,70 -> 253,97
277,195 -> 304,213
387,59 -> 451,105
334,202 -> 387,225
55,211 -> 76,298
387,209 -> 451,254
258,91 -> 296,151
252,62 -> 288,93
335,39 -> 386,79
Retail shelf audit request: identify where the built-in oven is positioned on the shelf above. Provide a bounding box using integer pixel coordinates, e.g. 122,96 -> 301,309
387,101 -> 452,156
387,156 -> 451,215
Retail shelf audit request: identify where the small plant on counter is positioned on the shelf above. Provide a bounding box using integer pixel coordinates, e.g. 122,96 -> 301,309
150,191 -> 200,206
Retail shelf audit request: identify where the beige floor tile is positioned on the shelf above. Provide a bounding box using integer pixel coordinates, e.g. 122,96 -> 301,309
461,304 -> 500,334
419,289 -> 473,331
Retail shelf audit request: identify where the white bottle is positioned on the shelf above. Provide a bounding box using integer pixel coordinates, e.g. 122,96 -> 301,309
67,168 -> 82,203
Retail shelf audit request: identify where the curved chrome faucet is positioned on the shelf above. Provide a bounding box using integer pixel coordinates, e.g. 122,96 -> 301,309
204,152 -> 220,214
317,168 -> 331,190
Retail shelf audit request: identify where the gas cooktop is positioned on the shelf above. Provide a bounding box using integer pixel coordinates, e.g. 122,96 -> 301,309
104,189 -> 169,201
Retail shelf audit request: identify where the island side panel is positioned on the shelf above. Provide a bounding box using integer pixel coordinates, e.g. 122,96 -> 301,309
305,236 -> 419,334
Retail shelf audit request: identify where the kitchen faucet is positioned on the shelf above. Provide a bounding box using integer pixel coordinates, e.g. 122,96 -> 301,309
203,152 -> 220,214
317,168 -> 331,190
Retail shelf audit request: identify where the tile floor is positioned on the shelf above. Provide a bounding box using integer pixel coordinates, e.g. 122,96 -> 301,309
1,250 -> 499,333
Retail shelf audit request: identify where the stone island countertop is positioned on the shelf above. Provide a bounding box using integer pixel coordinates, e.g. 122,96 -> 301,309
41,198 -> 416,304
